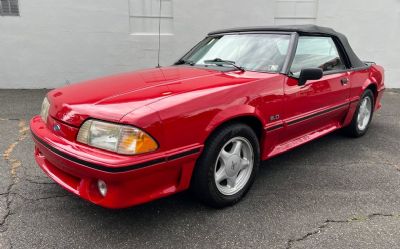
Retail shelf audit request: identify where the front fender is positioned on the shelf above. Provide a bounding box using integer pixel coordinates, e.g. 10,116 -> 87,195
203,104 -> 266,143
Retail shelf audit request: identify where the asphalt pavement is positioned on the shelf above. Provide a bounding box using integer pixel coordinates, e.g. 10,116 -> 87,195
0,89 -> 399,249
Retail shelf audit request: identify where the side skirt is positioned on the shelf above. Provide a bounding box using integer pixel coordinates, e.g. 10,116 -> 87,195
266,122 -> 341,159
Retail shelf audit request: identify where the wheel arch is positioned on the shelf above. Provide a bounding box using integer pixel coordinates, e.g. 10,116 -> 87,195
190,109 -> 264,204
202,106 -> 266,148
206,115 -> 264,143
343,81 -> 378,127
365,83 -> 378,102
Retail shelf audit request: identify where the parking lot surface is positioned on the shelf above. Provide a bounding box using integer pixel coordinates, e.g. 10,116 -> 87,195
0,89 -> 399,249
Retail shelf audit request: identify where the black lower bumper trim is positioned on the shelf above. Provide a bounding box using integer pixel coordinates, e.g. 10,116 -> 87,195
31,132 -> 200,173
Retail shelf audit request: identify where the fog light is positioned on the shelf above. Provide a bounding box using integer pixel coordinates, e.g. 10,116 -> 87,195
97,180 -> 107,197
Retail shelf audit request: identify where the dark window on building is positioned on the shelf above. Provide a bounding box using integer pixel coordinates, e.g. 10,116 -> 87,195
0,0 -> 19,16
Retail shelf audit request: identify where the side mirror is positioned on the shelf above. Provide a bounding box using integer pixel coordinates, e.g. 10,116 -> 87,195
298,68 -> 323,86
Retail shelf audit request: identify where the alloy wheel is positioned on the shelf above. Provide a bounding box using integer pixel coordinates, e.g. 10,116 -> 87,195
214,137 -> 254,196
357,96 -> 372,131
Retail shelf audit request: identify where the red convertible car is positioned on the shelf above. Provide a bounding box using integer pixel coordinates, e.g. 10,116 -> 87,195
31,25 -> 385,208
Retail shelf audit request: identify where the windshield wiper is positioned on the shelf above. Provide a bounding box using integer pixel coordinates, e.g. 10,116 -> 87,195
204,58 -> 245,72
176,59 -> 195,66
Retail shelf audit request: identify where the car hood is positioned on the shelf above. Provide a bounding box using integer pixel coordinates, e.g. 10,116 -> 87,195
47,66 -> 269,127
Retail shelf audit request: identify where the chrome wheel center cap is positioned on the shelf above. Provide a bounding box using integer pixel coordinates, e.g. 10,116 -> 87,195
225,155 -> 241,177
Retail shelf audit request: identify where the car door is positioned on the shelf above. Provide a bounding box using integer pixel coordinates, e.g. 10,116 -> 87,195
281,36 -> 351,143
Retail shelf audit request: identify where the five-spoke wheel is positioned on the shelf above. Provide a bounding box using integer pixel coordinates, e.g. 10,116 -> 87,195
344,89 -> 374,137
214,137 -> 254,196
191,123 -> 260,208
357,96 -> 372,131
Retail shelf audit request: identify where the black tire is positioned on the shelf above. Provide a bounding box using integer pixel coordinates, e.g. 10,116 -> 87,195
344,89 -> 374,137
191,123 -> 260,208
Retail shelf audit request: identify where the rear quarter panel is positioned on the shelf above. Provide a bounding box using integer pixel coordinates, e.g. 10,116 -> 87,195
349,65 -> 385,104
343,65 -> 385,126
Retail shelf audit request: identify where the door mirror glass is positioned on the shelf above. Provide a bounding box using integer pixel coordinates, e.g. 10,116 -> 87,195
298,68 -> 323,86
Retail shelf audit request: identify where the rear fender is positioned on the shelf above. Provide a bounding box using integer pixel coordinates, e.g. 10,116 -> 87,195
343,65 -> 384,126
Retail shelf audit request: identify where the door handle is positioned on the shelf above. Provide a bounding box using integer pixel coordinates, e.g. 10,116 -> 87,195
341,78 -> 349,85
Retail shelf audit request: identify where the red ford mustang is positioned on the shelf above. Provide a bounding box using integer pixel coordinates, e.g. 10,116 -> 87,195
31,25 -> 385,208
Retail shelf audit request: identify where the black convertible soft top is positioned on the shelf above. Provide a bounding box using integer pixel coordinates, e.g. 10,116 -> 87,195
208,25 -> 365,68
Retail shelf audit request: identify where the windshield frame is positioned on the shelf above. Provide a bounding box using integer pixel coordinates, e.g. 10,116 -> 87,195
175,31 -> 298,74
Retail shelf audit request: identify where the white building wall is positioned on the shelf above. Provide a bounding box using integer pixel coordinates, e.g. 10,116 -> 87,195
316,0 -> 400,89
0,0 -> 398,88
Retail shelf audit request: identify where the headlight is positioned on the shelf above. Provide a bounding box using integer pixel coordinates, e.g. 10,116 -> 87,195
76,120 -> 158,155
40,97 -> 50,123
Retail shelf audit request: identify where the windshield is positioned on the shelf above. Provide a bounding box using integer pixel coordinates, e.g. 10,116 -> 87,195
179,34 -> 291,73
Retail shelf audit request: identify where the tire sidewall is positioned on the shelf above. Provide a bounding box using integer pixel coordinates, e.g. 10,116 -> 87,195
197,124 -> 260,206
354,89 -> 374,136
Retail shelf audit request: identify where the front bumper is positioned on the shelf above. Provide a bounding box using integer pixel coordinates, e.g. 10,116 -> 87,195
30,116 -> 202,208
